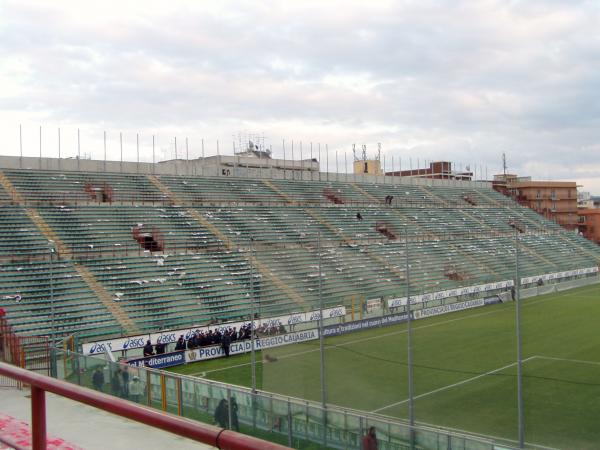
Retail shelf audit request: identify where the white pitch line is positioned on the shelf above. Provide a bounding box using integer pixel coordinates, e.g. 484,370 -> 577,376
370,356 -> 538,413
535,355 -> 600,367
188,292 -> 565,377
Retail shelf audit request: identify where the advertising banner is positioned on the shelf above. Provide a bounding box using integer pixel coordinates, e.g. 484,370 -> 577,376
185,329 -> 319,363
388,280 -> 513,308
83,305 -> 344,355
127,351 -> 186,369
413,299 -> 485,320
322,313 -> 409,337
520,266 -> 598,286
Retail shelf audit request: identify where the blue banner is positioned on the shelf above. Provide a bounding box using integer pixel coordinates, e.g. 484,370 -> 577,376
127,351 -> 185,369
322,313 -> 409,337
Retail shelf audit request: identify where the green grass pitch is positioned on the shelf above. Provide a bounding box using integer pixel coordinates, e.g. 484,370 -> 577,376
170,282 -> 600,449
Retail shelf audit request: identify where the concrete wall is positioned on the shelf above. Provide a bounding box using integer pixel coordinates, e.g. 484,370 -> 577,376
0,154 -> 492,189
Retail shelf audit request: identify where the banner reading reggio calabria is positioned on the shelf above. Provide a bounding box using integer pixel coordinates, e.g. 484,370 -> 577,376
185,329 -> 319,363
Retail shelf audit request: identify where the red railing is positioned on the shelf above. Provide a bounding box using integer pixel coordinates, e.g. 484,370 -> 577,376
0,362 -> 290,450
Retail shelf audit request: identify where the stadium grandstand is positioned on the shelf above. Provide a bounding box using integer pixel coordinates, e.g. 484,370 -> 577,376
1,153 -> 599,450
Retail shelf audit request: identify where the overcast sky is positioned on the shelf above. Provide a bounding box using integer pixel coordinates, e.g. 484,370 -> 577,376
0,0 -> 599,192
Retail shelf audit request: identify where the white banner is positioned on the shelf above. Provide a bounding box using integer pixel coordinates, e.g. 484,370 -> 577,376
366,298 -> 382,313
82,306 -> 344,355
521,266 -> 598,285
413,299 -> 485,320
185,329 -> 319,363
388,279 -> 514,309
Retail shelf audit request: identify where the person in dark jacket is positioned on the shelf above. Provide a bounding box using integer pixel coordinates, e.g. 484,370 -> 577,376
111,368 -> 123,397
92,367 -> 104,392
174,335 -> 186,351
221,332 -> 232,357
230,396 -> 239,431
143,340 -> 154,357
155,341 -> 166,354
214,399 -> 229,428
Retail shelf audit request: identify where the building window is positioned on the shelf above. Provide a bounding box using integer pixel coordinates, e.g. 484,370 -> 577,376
551,189 -> 556,200
536,190 -> 541,199
364,162 -> 368,174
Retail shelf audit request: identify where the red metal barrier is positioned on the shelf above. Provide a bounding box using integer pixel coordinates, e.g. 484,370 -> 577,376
0,362 -> 291,450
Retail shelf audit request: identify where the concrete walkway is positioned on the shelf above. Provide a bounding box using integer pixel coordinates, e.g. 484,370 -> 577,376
0,387 -> 214,450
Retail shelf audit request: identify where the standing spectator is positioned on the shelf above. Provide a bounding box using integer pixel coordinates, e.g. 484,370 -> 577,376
230,396 -> 240,431
92,367 -> 104,392
128,375 -> 144,403
121,366 -> 130,397
356,212 -> 363,221
111,368 -> 123,397
221,331 -> 232,357
214,399 -> 229,428
174,335 -> 186,351
155,340 -> 166,354
143,340 -> 154,357
362,426 -> 378,450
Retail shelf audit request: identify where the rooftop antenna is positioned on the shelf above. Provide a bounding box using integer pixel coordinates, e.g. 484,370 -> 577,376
362,144 -> 367,161
352,144 -> 358,161
377,142 -> 381,161
502,153 -> 507,176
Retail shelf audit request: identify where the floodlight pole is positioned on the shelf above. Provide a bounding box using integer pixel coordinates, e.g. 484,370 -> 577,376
515,226 -> 525,448
249,234 -> 257,432
317,232 -> 328,448
405,227 -> 415,448
249,235 -> 256,394
49,243 -> 55,344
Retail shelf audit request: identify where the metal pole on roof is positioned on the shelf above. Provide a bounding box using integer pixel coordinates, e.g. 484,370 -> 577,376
317,231 -> 328,448
103,131 -> 107,172
77,128 -> 81,170
136,133 -> 140,173
318,143 -> 321,181
120,132 -> 123,172
216,140 -> 220,177
58,128 -> 61,170
344,151 -> 348,182
310,142 -> 313,181
335,149 -> 339,179
19,124 -> 23,169
201,138 -> 205,177
291,140 -> 294,180
300,141 -> 303,179
515,226 -> 525,448
383,155 -> 386,184
405,226 -> 415,448
282,139 -> 286,180
39,126 -> 42,169
326,144 -> 329,181
152,135 -> 155,173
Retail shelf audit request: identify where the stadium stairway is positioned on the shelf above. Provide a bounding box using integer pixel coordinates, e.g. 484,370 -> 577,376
0,169 -> 24,203
419,184 -> 450,206
0,171 -> 140,336
147,174 -> 308,309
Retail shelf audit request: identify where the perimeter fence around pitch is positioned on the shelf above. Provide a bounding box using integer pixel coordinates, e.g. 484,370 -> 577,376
53,347 -> 520,450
